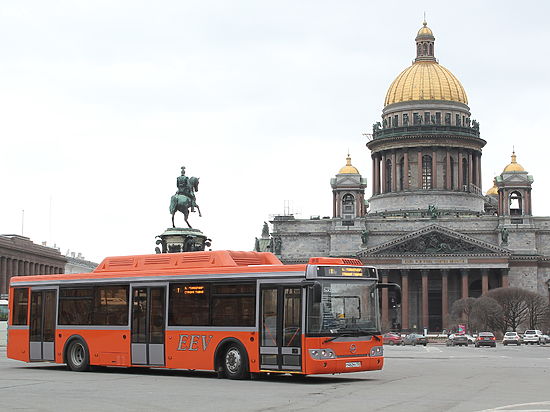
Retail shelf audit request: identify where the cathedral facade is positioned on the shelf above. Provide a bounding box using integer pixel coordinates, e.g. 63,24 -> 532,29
261,22 -> 550,333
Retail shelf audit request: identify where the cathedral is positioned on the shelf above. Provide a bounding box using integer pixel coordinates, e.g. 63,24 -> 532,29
258,21 -> 550,333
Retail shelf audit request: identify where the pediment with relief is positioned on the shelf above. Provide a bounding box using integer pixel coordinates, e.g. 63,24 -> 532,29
359,225 -> 509,257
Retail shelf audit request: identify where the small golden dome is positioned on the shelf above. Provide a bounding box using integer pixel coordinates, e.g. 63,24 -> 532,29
417,21 -> 433,37
339,154 -> 360,174
385,61 -> 468,106
503,151 -> 525,172
486,183 -> 498,196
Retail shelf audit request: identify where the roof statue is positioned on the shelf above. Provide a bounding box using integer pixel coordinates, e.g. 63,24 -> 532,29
169,166 -> 202,228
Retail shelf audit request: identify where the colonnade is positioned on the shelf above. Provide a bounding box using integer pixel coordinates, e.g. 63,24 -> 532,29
0,256 -> 64,295
371,148 -> 482,195
380,267 -> 509,332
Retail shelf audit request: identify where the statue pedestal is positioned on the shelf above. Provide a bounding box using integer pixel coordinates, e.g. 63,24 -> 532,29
155,228 -> 211,253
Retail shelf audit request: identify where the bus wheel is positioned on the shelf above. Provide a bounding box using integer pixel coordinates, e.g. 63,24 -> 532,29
223,344 -> 249,380
66,339 -> 90,372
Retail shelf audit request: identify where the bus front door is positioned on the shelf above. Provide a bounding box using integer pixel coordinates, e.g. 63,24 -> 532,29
131,286 -> 166,366
29,289 -> 56,361
260,285 -> 302,372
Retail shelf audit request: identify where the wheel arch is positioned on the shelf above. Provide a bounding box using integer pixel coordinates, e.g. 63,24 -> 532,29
213,337 -> 249,374
62,334 -> 89,364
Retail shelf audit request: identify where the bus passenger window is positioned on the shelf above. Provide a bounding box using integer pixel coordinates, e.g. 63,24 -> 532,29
12,288 -> 29,325
212,284 -> 255,327
169,284 -> 210,326
93,286 -> 129,326
58,288 -> 93,325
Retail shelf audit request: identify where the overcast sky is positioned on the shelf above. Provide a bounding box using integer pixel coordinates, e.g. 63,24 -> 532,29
1,1 -> 549,263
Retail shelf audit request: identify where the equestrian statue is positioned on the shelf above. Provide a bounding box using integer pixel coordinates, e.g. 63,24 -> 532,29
169,166 -> 202,228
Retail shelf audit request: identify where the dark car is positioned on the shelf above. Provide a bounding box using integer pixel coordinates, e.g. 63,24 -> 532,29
402,333 -> 428,346
475,332 -> 497,347
446,333 -> 469,346
383,332 -> 403,346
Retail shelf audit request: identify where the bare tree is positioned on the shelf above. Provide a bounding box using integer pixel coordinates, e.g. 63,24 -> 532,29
523,291 -> 550,330
471,296 -> 503,333
450,297 -> 477,332
487,288 -> 529,332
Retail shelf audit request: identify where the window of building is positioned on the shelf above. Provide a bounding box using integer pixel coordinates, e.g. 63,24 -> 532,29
424,112 -> 430,124
456,114 -> 461,126
403,113 -> 409,126
423,43 -> 428,55
429,44 -> 433,55
393,115 -> 398,127
413,112 -> 420,125
342,193 -> 355,216
445,113 -> 451,125
385,159 -> 392,192
509,191 -> 523,215
435,112 -> 441,124
422,155 -> 432,189
12,288 -> 28,325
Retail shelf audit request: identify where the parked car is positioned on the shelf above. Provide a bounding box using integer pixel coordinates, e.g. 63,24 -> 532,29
402,333 -> 428,346
502,331 -> 521,346
475,332 -> 497,347
541,334 -> 550,344
523,330 -> 543,345
383,332 -> 403,346
463,334 -> 476,344
446,334 -> 469,346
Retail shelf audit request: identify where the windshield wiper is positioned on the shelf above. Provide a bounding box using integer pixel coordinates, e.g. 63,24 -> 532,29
323,329 -> 382,343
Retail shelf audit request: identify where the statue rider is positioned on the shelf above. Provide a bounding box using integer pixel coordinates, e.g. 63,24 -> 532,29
176,166 -> 195,212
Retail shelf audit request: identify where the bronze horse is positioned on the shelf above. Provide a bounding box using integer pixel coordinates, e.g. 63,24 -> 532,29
169,176 -> 201,228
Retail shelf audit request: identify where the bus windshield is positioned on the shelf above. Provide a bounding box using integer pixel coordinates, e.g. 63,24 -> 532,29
307,280 -> 379,336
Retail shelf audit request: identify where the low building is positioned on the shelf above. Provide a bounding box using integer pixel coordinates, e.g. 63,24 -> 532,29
0,235 -> 66,297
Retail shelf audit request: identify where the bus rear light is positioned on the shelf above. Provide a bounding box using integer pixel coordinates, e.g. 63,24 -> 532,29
309,349 -> 336,360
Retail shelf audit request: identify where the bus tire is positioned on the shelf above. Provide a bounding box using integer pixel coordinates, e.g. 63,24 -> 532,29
223,343 -> 249,380
66,339 -> 90,372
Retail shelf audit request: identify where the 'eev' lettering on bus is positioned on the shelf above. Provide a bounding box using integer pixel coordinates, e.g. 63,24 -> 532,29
177,335 -> 213,351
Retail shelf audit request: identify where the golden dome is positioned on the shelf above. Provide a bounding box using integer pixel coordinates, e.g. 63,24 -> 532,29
503,151 -> 525,172
384,61 -> 468,106
339,154 -> 360,174
417,21 -> 433,37
486,183 -> 498,196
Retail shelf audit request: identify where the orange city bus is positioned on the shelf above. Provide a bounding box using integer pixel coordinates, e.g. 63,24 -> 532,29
7,250 -> 396,379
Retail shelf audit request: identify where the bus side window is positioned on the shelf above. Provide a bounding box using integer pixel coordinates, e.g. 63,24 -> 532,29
12,288 -> 29,325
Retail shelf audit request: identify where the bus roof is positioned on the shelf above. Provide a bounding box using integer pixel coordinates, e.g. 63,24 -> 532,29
9,251 -> 366,286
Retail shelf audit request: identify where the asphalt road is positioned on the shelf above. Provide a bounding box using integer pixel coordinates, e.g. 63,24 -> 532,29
1,343 -> 549,411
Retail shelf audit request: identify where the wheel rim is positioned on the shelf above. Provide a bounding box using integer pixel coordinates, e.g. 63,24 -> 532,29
71,343 -> 85,367
225,348 -> 242,374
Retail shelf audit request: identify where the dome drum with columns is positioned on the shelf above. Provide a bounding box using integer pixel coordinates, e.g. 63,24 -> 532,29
367,21 -> 486,215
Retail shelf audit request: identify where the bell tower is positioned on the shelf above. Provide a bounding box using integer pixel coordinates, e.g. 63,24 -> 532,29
495,151 -> 534,220
331,154 -> 368,220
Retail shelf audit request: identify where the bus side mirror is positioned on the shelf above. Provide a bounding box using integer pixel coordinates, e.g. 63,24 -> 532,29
377,283 -> 402,305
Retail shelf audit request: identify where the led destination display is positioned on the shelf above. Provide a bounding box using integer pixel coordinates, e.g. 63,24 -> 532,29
316,266 -> 377,278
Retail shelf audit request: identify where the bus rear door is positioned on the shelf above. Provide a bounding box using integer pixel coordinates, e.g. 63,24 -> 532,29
259,285 -> 302,372
29,289 -> 56,361
131,285 -> 166,366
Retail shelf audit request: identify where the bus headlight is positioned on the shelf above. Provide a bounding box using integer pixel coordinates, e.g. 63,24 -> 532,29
370,346 -> 383,357
309,349 -> 336,360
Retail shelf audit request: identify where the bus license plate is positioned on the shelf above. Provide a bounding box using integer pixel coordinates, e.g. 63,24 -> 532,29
345,361 -> 361,368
